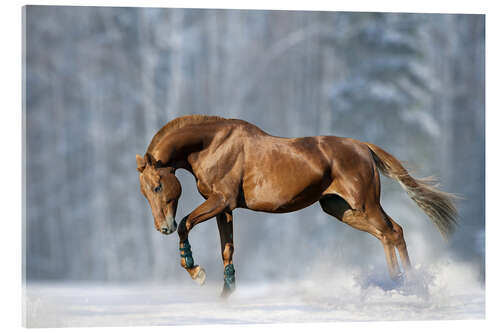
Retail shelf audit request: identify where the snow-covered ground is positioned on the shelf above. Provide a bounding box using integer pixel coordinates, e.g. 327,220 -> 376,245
24,260 -> 484,328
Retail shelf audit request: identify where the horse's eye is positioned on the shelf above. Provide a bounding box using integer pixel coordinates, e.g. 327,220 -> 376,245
154,184 -> 162,193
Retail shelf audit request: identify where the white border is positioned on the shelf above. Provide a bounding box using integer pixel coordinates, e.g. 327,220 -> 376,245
2,1 -> 497,332
4,0 -> 492,13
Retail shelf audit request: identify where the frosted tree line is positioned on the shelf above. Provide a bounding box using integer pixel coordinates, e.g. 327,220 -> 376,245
25,7 -> 484,282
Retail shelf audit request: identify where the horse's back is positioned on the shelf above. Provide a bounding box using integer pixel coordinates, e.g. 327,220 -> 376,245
239,132 -> 334,212
204,120 -> 378,213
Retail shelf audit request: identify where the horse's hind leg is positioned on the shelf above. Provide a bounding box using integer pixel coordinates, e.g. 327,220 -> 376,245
384,214 -> 411,272
216,211 -> 235,298
319,195 -> 405,280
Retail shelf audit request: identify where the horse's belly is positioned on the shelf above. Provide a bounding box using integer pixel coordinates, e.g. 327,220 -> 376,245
242,168 -> 329,213
250,189 -> 323,213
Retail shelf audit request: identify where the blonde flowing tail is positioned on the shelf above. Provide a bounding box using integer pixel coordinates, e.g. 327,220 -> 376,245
364,142 -> 459,239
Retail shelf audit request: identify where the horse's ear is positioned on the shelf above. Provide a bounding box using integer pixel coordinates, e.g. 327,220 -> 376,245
136,154 -> 146,172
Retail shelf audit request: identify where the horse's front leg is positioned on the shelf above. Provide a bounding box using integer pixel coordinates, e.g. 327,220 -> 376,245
177,193 -> 228,285
216,211 -> 235,297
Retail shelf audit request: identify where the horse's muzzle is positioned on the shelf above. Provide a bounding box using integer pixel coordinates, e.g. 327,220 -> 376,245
161,227 -> 175,235
160,216 -> 177,235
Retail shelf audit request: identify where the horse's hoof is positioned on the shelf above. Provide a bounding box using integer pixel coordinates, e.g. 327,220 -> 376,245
193,267 -> 206,285
392,272 -> 405,284
220,284 -> 235,299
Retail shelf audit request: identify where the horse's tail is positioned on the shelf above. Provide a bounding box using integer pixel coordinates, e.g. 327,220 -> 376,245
364,142 -> 459,239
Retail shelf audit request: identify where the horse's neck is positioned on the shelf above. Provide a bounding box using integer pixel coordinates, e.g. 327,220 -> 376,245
153,126 -> 216,169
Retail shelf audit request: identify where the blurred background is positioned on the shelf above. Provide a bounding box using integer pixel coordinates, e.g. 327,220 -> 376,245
24,6 -> 484,287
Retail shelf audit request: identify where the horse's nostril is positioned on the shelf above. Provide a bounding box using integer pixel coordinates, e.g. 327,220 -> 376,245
161,228 -> 169,233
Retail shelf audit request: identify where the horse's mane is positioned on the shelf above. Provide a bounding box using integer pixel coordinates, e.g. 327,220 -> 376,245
146,115 -> 226,153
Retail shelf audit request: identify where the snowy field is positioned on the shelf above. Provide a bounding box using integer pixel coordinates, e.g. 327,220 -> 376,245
24,261 -> 484,328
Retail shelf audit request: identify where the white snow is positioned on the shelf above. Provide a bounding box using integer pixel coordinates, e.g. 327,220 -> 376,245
24,259 -> 484,328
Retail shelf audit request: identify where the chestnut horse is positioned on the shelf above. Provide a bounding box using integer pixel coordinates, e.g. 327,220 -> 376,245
136,115 -> 457,297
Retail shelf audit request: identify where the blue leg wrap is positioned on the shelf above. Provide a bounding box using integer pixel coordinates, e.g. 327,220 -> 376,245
180,239 -> 194,269
224,264 -> 235,290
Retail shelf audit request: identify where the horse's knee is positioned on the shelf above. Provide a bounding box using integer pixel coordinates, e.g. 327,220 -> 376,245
222,243 -> 234,264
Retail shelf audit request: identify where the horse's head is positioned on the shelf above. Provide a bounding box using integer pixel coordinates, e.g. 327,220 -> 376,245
136,153 -> 181,235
